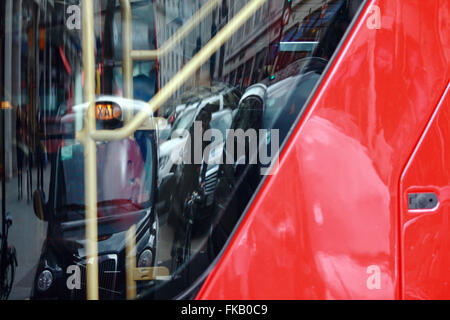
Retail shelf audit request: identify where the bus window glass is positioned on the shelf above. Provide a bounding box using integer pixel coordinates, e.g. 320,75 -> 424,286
0,0 -> 363,300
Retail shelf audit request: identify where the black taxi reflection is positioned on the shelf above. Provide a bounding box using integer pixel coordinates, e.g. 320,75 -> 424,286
31,96 -> 159,300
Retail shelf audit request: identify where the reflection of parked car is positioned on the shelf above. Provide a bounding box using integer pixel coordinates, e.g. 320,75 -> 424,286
167,104 -> 187,126
158,85 -> 240,185
31,97 -> 160,300
194,108 -> 234,216
163,85 -> 240,128
160,105 -> 234,271
156,90 -> 235,219
157,86 -> 239,206
158,96 -> 221,186
210,64 -> 323,251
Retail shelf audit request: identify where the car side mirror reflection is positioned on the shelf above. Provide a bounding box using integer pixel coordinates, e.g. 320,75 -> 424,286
33,190 -> 48,221
159,128 -> 171,141
173,128 -> 186,138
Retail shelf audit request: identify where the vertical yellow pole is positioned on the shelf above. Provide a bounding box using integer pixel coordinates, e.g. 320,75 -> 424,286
126,225 -> 137,300
121,0 -> 136,299
81,0 -> 99,300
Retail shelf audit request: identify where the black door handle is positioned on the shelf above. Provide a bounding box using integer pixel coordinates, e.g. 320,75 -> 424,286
408,193 -> 439,210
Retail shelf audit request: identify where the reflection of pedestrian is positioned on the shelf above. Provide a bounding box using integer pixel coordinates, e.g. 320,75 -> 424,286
35,109 -> 46,191
182,109 -> 211,192
24,108 -> 33,203
16,108 -> 25,201
171,109 -> 211,271
209,18 -> 217,81
193,37 -> 202,84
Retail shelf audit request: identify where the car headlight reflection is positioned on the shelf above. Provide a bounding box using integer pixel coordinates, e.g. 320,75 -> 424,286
138,249 -> 153,268
37,270 -> 54,292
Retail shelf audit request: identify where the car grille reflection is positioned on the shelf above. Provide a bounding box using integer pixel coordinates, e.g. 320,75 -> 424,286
204,169 -> 219,207
71,255 -> 121,300
204,170 -> 218,195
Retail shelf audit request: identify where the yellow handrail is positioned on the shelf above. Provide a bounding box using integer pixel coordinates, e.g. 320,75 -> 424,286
78,0 -> 268,300
79,0 -> 99,301
126,225 -> 137,300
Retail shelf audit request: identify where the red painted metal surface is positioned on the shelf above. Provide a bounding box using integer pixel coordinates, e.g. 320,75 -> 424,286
400,82 -> 450,300
197,0 -> 450,299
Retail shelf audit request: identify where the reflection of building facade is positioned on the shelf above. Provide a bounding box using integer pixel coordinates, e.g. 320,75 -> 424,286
222,0 -> 278,86
154,0 -> 222,97
222,0 -> 340,88
1,0 -> 81,179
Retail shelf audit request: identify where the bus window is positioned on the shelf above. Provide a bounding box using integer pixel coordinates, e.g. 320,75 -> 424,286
0,0 -> 364,300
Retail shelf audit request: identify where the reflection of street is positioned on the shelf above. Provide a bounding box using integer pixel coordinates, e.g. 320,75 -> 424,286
4,163 -> 207,299
5,167 -> 50,300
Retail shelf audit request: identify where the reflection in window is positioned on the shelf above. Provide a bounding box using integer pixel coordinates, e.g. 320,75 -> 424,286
0,0 -> 363,300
